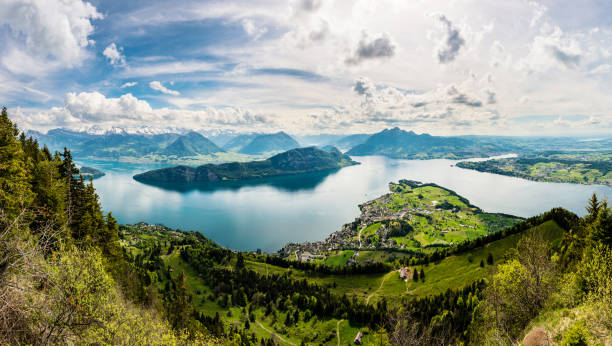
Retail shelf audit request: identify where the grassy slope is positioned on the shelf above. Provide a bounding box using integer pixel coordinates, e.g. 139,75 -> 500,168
249,220 -> 565,306
121,219 -> 565,345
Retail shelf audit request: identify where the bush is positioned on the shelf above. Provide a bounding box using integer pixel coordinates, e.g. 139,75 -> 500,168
560,324 -> 589,346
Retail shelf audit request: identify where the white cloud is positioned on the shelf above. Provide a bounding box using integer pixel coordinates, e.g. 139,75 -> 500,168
122,61 -> 218,77
120,81 -> 138,88
241,19 -> 268,40
149,81 -> 180,95
13,91 -> 275,132
0,0 -> 102,75
103,43 -> 126,66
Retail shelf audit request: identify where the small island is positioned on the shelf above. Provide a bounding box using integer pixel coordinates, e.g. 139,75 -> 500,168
133,146 -> 358,183
79,166 -> 105,179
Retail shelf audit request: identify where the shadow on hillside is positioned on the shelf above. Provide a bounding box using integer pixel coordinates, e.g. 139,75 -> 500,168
134,168 -> 341,193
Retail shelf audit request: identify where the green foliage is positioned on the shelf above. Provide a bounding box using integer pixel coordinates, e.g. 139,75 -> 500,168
560,323 -> 589,346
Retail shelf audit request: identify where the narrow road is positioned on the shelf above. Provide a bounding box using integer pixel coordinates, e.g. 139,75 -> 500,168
256,321 -> 296,346
336,319 -> 344,346
366,271 -> 394,304
294,250 -> 298,261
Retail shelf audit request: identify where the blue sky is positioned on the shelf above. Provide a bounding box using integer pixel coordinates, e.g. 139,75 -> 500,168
2,0 -> 612,135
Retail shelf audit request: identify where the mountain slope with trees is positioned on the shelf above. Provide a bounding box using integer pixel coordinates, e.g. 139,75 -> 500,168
133,146 -> 358,183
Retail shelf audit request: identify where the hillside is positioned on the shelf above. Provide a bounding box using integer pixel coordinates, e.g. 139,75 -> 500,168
346,127 -> 508,159
222,133 -> 260,152
281,179 -> 522,257
133,146 -> 357,183
333,133 -> 371,151
238,131 -> 300,155
457,152 -> 612,186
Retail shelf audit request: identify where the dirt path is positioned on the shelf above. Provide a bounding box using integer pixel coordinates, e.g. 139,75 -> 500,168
294,250 -> 298,261
336,319 -> 344,345
358,225 -> 365,248
256,320 -> 296,346
366,271 -> 393,304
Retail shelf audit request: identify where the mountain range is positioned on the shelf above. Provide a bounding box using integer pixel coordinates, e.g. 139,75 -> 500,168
346,127 -> 509,159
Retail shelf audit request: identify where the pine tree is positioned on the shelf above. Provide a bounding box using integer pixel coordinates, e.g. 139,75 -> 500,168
480,259 -> 485,268
589,201 -> 612,246
487,253 -> 494,265
420,268 -> 425,282
0,107 -> 34,224
413,268 -> 419,282
586,193 -> 601,224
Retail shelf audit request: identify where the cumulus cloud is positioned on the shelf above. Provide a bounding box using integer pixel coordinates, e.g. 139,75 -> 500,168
0,0 -> 102,75
103,43 -> 126,66
318,76 -> 503,131
345,32 -> 396,65
14,91 -> 274,131
436,15 -> 465,64
518,26 -> 583,73
120,81 -> 138,88
149,81 -> 180,95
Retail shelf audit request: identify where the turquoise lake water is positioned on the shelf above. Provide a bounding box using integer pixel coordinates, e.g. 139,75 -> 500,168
79,156 -> 612,252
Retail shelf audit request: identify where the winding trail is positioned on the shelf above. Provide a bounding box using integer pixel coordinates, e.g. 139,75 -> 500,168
336,319 -> 344,345
366,271 -> 394,304
256,321 -> 296,346
294,250 -> 299,261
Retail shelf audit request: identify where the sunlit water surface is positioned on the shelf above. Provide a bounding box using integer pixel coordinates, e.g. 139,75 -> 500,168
80,156 -> 612,251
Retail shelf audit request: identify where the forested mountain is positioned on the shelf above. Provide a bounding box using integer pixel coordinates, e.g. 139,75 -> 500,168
347,127 -> 509,159
161,131 -> 224,156
238,132 -> 300,155
133,146 -> 357,183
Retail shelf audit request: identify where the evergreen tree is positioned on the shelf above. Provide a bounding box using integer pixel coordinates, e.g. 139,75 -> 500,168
0,107 -> 34,224
413,268 -> 419,282
586,193 -> 601,224
589,201 -> 612,246
487,253 -> 494,265
420,268 -> 425,282
480,259 -> 485,267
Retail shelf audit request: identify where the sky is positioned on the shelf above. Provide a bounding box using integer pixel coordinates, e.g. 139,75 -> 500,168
2,0 -> 612,136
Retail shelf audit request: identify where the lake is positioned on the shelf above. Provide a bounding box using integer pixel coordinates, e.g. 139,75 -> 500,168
80,156 -> 612,252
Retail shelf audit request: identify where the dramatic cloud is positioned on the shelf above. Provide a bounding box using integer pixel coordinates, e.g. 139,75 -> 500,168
149,81 -> 180,95
13,91 -> 274,131
436,15 -> 465,64
103,43 -> 126,66
120,81 -> 138,88
345,32 -> 396,65
0,0 -> 102,74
